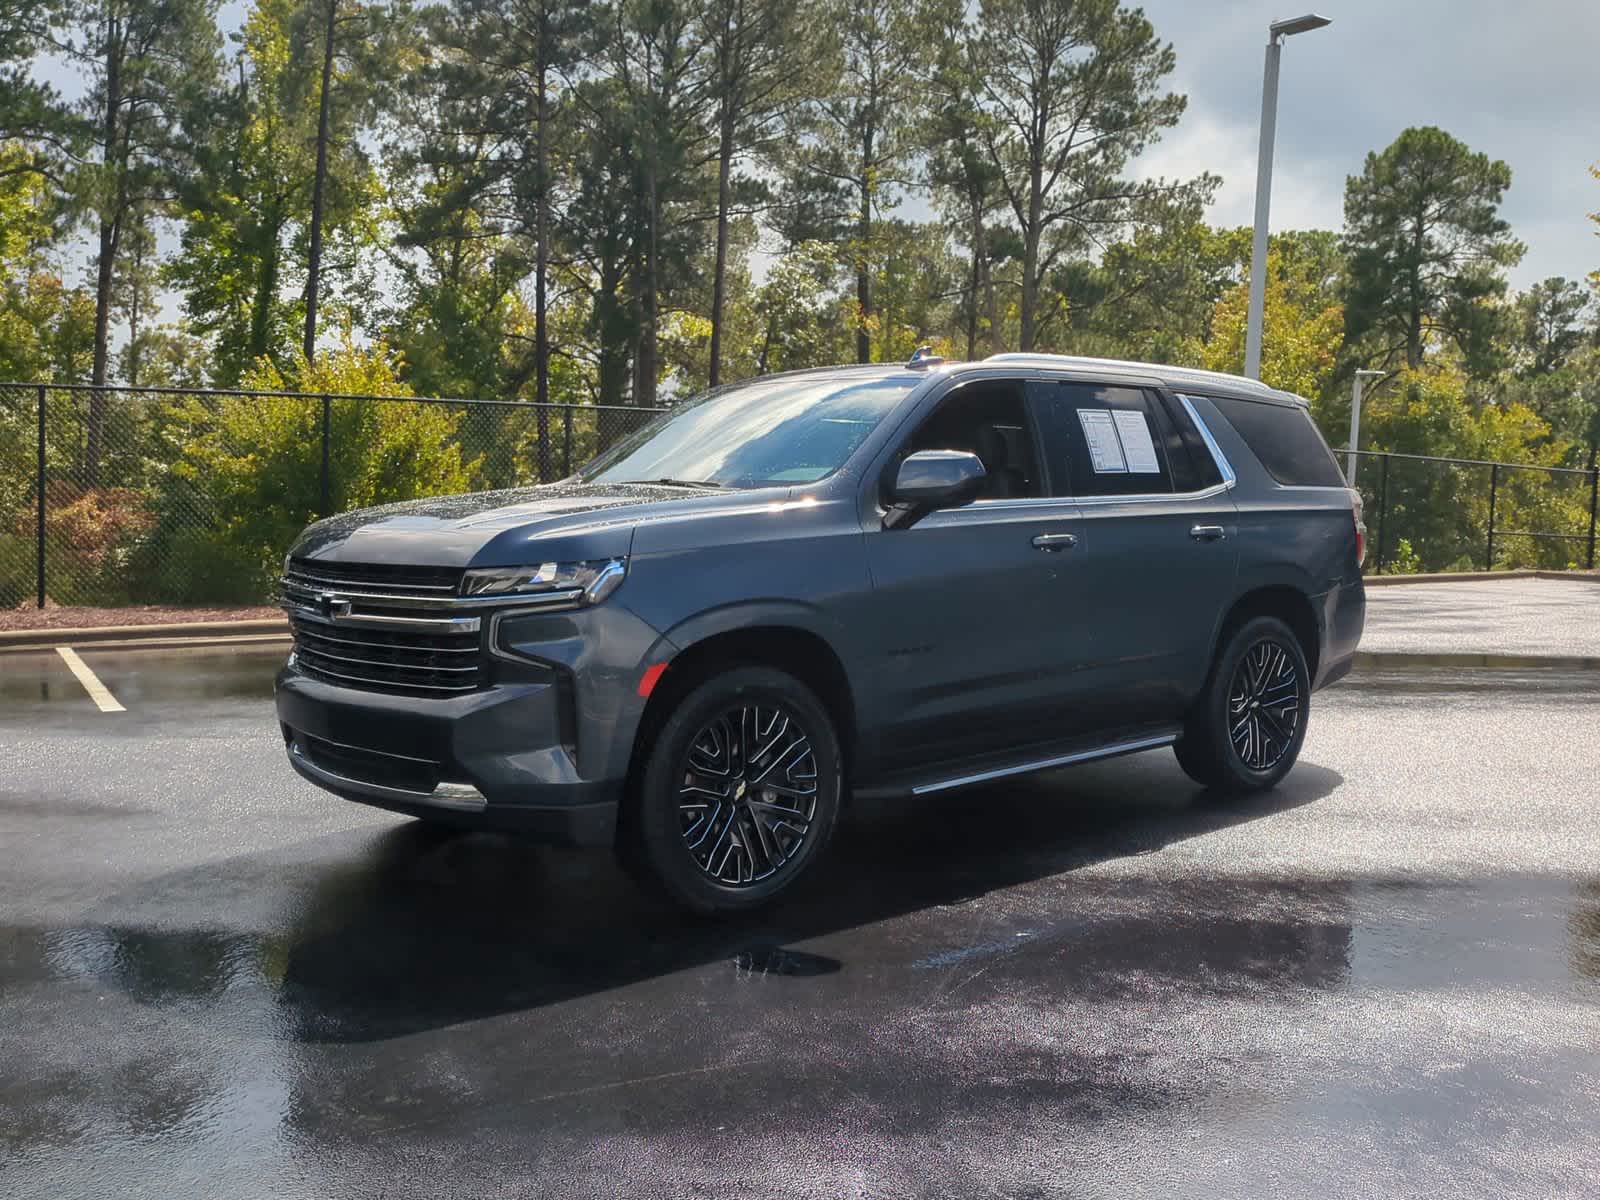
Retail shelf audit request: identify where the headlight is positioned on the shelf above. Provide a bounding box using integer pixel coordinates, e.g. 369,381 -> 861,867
460,558 -> 627,606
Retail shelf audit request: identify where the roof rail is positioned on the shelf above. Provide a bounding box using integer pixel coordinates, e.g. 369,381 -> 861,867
981,352 -> 1276,394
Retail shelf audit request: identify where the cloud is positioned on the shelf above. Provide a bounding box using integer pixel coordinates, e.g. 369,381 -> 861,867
1137,0 -> 1600,288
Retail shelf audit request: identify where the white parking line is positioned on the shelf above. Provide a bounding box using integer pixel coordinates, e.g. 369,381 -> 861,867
55,646 -> 126,713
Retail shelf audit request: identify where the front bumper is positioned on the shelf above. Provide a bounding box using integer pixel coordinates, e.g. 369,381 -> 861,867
276,668 -> 621,846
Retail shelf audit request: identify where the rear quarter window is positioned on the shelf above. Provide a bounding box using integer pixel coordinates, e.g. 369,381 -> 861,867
1207,396 -> 1345,488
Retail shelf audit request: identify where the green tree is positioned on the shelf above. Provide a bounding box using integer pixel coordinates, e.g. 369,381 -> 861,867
298,0 -> 408,362
701,0 -> 815,385
923,0 -> 1004,359
167,0 -> 384,384
1342,126 -> 1523,375
970,0 -> 1202,351
137,340 -> 476,601
1202,244 -> 1344,411
793,0 -> 927,364
1512,277 -> 1592,379
67,0 -> 222,474
1,0 -> 79,187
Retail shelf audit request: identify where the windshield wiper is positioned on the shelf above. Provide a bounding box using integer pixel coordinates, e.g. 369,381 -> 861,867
623,477 -> 728,490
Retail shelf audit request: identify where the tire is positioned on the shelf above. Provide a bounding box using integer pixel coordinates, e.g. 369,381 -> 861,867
622,665 -> 843,914
1175,615 -> 1310,793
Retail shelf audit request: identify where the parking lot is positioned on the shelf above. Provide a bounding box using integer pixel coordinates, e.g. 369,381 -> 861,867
3,641 -> 1599,1199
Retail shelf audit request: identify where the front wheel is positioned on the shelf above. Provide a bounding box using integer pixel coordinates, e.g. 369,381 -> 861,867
1175,615 -> 1310,793
623,666 -> 843,914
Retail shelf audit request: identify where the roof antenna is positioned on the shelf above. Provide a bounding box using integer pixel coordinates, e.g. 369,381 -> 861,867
906,346 -> 944,370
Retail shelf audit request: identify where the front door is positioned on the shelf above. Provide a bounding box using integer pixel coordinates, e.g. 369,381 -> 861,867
860,378 -> 1094,773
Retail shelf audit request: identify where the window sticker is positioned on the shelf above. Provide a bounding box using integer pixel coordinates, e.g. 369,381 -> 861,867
1111,409 -> 1161,473
1076,409 -> 1127,473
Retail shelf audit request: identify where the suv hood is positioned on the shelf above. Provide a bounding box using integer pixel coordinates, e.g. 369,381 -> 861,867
292,480 -> 788,568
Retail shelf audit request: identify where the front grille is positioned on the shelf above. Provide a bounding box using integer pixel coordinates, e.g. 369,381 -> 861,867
282,559 -> 483,697
284,557 -> 462,598
291,730 -> 442,793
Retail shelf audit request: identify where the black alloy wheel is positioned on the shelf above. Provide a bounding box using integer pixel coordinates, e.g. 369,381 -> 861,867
1174,614 -> 1310,793
677,702 -> 819,886
626,665 -> 843,913
1225,637 -> 1302,771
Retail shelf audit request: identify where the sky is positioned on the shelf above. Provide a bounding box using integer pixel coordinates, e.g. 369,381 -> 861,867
1125,0 -> 1600,288
32,0 -> 1600,306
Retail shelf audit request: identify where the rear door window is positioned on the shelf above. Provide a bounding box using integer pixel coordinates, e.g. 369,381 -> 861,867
1029,381 -> 1174,498
1206,395 -> 1345,487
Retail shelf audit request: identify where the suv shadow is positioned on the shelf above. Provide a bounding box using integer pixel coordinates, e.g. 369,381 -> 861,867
8,755 -> 1342,1044
267,754 -> 1342,1041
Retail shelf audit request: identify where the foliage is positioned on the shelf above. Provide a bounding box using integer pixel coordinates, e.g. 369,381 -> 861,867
1358,365 -> 1587,572
6,1 -> 1600,601
968,0 -> 1211,350
1202,246 -> 1345,417
130,341 -> 476,601
1343,126 -> 1523,375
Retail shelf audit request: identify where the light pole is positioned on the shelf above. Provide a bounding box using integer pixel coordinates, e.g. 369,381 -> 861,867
1347,369 -> 1385,485
1244,13 -> 1332,380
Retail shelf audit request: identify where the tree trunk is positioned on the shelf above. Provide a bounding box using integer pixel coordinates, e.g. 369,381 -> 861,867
87,19 -> 124,486
249,218 -> 280,366
634,171 -> 660,408
1019,161 -> 1042,351
855,167 -> 872,364
985,254 -> 1000,354
302,0 -> 337,365
966,198 -> 984,361
533,27 -> 551,478
709,107 -> 735,387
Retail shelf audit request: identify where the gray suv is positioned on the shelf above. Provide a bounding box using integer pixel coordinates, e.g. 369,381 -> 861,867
275,353 -> 1366,912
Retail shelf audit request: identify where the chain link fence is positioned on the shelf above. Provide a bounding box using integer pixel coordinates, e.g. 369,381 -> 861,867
0,382 -> 664,609
5,381 -> 1597,608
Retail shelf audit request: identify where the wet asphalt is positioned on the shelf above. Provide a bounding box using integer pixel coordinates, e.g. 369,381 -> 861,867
2,647 -> 1598,1199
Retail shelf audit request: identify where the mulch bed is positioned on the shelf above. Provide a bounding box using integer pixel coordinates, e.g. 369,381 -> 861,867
1,603 -> 282,632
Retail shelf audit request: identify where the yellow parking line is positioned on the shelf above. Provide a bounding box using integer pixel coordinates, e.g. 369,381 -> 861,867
55,646 -> 126,713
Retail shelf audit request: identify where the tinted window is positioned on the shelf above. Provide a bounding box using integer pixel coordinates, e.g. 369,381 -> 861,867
584,373 -> 918,489
900,382 -> 1042,500
1158,394 -> 1224,492
1030,382 -> 1172,498
1207,396 -> 1345,487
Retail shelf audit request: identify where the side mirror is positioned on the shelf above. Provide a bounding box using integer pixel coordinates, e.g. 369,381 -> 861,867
885,449 -> 986,529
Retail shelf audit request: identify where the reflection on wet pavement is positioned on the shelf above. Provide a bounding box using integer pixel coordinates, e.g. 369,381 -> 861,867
3,654 -> 1600,1197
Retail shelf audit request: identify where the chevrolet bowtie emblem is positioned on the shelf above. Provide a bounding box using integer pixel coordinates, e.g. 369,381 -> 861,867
317,591 -> 353,619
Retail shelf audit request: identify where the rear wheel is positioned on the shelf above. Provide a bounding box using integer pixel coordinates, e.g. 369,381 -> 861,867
1175,615 -> 1309,792
623,665 -> 843,914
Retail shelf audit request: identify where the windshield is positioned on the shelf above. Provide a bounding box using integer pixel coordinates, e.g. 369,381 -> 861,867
581,372 -> 920,490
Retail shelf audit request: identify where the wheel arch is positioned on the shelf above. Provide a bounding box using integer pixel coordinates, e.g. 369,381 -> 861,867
1213,584 -> 1321,680
627,612 -> 859,792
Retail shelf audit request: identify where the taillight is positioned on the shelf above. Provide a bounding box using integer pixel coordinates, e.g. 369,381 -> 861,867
1348,488 -> 1367,567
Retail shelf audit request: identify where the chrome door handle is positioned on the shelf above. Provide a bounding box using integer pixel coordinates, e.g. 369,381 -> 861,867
1031,532 -> 1078,551
1190,525 -> 1226,542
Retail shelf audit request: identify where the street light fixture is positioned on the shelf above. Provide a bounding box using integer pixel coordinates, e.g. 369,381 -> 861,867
1243,12 -> 1332,381
1347,369 -> 1386,485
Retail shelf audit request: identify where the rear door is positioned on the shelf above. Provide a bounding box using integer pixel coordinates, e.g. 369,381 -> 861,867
1028,377 -> 1239,728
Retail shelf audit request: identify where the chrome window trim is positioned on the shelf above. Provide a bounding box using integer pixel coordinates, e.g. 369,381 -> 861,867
915,478 -> 1234,527
1176,394 -> 1237,488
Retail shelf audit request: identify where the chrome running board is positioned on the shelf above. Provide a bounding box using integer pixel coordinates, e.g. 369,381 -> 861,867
909,732 -> 1179,796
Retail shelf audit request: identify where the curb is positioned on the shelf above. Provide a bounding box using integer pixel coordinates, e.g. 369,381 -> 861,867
1354,650 -> 1600,672
1364,569 -> 1600,587
0,617 -> 289,654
